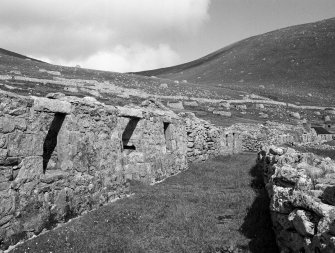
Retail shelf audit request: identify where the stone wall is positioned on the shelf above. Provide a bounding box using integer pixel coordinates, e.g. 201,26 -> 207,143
228,122 -> 319,152
318,134 -> 334,142
258,146 -> 335,252
180,113 -> 241,162
0,92 -> 189,249
0,92 -> 240,249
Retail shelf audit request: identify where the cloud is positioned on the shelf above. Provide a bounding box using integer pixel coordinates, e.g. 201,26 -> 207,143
0,0 -> 210,72
45,43 -> 180,72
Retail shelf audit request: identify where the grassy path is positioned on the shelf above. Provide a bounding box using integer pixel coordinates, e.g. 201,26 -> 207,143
10,153 -> 278,253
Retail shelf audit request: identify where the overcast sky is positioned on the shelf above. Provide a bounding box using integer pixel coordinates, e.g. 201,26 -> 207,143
1,0 -> 335,72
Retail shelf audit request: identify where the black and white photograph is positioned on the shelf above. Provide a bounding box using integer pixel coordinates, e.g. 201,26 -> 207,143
1,0 -> 335,252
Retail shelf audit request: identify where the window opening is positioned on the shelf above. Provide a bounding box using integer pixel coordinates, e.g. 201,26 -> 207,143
122,117 -> 140,150
164,122 -> 172,151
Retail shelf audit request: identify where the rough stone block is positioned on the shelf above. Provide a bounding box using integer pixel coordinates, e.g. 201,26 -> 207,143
13,118 -> 27,131
0,157 -> 21,167
0,182 -> 10,191
268,185 -> 293,214
0,167 -> 12,182
273,165 -> 299,184
288,209 -> 315,236
0,193 -> 16,218
0,214 -> 13,227
0,116 -> 26,133
187,142 -> 194,148
291,191 -> 335,217
52,188 -> 73,222
33,97 -> 72,114
0,134 -> 7,148
167,101 -> 184,110
0,149 -> 7,162
117,107 -> 143,118
0,116 -> 15,133
127,152 -> 145,164
15,156 -> 43,184
8,132 -> 44,157
22,210 -> 49,234
40,170 -> 69,184
8,107 -> 28,116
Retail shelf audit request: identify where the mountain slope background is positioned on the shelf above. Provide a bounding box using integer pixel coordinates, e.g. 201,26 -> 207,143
0,48 -> 44,63
136,18 -> 335,105
1,17 -> 335,129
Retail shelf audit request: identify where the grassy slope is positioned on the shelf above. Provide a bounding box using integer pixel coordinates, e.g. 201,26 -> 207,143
0,48 -> 246,104
135,18 -> 335,106
10,154 -> 278,253
1,47 -> 332,127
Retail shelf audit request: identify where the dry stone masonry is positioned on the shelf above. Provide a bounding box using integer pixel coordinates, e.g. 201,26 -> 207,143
181,113 -> 241,162
228,121 -> 319,152
258,146 -> 335,252
0,91 -> 241,250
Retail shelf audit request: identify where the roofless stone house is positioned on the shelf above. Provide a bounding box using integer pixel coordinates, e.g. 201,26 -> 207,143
0,91 -> 241,249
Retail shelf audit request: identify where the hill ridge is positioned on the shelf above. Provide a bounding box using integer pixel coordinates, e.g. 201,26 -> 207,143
0,48 -> 44,63
134,18 -> 335,83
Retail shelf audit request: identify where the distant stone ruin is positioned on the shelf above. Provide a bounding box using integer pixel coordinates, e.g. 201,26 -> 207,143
1,87 -> 330,250
167,101 -> 184,110
0,91 -> 241,249
227,121 -> 320,152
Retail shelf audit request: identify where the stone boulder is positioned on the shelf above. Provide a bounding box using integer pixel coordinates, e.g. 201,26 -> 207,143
259,113 -> 269,118
167,101 -> 184,110
64,87 -> 79,93
255,104 -> 265,110
259,147 -> 335,253
46,92 -> 66,99
325,109 -> 335,115
83,96 -> 99,104
141,99 -> 168,110
213,111 -> 231,117
159,83 -> 168,89
290,112 -> 301,119
235,104 -> 247,110
184,101 -> 198,107
288,209 -> 315,236
219,102 -> 230,110
33,97 -> 72,114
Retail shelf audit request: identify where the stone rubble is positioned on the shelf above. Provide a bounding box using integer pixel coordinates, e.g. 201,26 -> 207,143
258,146 -> 335,253
227,121 -> 319,152
167,101 -> 184,110
212,110 -> 232,117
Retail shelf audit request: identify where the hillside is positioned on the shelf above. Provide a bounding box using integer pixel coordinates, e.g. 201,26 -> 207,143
0,47 -> 247,105
0,48 -> 44,63
135,17 -> 335,106
1,18 -> 335,129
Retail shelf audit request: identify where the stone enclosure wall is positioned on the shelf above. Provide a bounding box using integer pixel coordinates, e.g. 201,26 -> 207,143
0,92 -> 240,249
258,146 -> 335,253
181,113 -> 241,162
318,134 -> 334,142
228,122 -> 319,152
